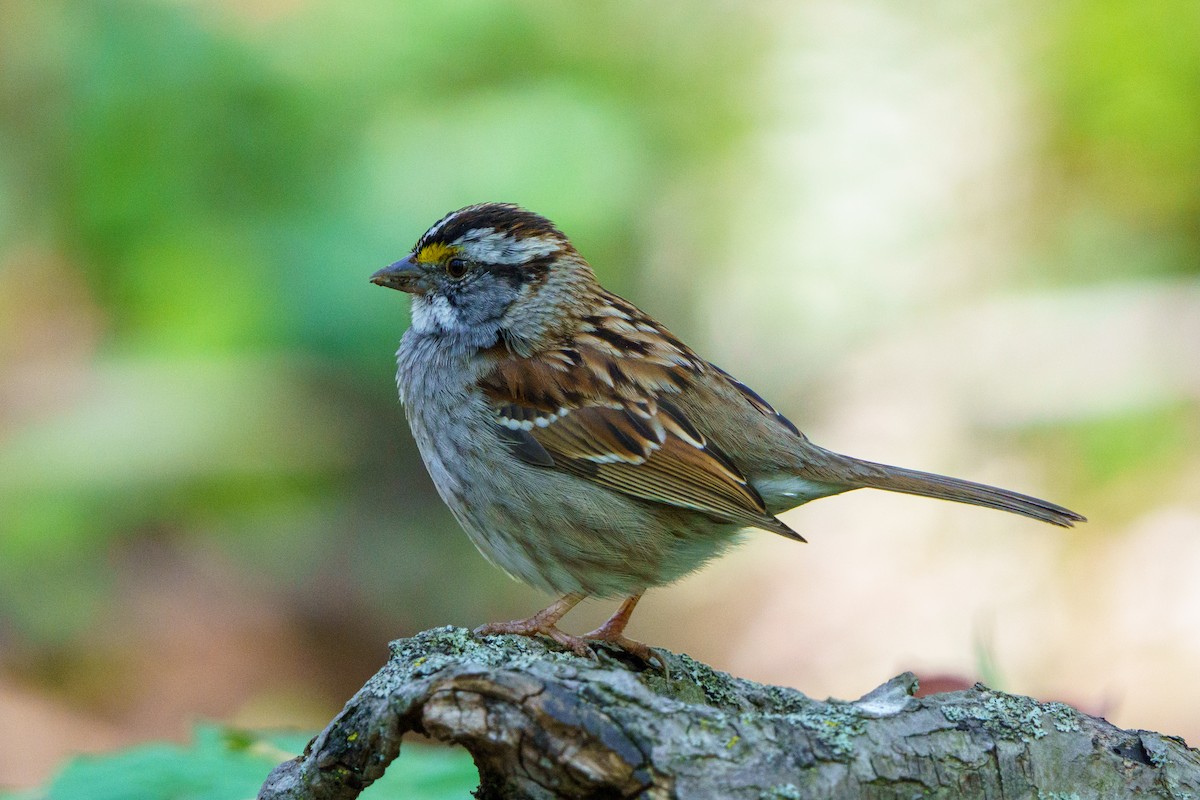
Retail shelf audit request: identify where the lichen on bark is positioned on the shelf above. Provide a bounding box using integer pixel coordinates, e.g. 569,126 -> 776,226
258,626 -> 1200,799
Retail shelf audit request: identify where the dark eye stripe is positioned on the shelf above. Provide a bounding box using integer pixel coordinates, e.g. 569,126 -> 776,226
482,254 -> 555,288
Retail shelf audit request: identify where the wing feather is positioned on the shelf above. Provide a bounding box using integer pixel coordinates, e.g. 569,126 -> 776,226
480,303 -> 802,541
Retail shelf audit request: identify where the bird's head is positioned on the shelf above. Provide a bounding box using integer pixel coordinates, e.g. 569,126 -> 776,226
372,203 -> 596,349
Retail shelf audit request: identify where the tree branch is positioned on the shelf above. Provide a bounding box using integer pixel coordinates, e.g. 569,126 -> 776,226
258,626 -> 1200,799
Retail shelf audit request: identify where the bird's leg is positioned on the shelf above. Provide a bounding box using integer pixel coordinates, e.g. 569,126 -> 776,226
582,593 -> 641,641
582,593 -> 666,671
475,592 -> 594,657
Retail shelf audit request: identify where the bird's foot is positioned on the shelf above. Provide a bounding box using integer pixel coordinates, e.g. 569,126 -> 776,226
474,593 -> 594,658
581,626 -> 667,673
474,617 -> 596,659
473,592 -> 666,671
581,593 -> 667,674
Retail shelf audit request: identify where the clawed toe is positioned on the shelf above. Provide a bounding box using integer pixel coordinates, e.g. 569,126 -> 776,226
474,593 -> 599,657
546,628 -> 597,659
582,630 -> 668,674
472,592 -> 666,670
475,621 -> 596,658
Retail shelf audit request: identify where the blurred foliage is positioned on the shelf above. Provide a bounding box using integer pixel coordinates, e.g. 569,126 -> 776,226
0,725 -> 477,800
1021,402 -> 1200,524
1031,0 -> 1200,281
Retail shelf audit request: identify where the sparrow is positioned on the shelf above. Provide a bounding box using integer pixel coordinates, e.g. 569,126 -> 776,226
371,203 -> 1085,664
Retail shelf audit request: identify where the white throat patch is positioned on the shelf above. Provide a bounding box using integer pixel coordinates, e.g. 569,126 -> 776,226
410,294 -> 461,334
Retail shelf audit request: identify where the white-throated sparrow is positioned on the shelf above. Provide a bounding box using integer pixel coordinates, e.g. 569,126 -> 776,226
372,203 -> 1084,663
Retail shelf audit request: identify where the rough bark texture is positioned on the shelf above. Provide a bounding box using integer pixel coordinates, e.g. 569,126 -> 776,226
259,626 -> 1200,799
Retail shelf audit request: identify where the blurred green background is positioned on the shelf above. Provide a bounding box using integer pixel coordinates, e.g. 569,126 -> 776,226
2,0 -> 1199,790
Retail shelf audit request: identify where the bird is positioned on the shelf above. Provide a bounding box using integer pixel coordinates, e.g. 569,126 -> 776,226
371,202 -> 1085,664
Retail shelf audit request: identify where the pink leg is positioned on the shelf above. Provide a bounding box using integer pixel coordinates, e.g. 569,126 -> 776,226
582,593 -> 665,670
475,593 -> 594,657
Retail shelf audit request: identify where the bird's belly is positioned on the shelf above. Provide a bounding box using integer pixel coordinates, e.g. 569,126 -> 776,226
405,395 -> 740,597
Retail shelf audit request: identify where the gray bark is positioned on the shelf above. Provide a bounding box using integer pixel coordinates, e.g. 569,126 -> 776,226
258,626 -> 1200,799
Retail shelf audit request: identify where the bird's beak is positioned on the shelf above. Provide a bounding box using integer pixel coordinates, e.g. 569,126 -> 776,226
370,255 -> 422,293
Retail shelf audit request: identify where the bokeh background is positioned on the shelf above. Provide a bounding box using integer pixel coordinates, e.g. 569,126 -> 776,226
3,0 -> 1199,788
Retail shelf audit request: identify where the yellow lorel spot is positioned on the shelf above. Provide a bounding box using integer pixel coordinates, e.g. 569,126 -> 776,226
415,242 -> 455,264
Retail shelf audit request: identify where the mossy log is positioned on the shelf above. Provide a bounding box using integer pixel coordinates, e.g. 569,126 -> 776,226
258,626 -> 1200,799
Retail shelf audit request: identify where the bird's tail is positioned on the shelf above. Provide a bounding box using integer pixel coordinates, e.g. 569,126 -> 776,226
825,456 -> 1086,527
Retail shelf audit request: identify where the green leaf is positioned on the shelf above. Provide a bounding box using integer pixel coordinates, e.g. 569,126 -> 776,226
5,725 -> 477,800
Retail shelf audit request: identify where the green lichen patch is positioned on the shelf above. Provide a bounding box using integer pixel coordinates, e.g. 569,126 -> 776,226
941,689 -> 1078,744
666,652 -> 750,709
643,668 -> 711,706
782,700 -> 866,758
754,683 -> 818,716
642,650 -> 862,759
375,625 -> 589,695
1044,701 -> 1082,734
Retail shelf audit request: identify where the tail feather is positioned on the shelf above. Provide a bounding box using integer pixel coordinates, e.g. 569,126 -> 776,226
845,460 -> 1086,528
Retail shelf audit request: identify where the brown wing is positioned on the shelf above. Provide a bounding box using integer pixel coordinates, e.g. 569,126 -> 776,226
480,297 -> 802,540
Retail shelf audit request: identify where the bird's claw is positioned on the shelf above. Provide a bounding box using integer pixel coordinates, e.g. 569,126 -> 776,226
474,620 -> 596,659
583,630 -> 669,676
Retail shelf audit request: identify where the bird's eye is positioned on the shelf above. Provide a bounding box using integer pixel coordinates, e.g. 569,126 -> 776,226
445,257 -> 469,279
